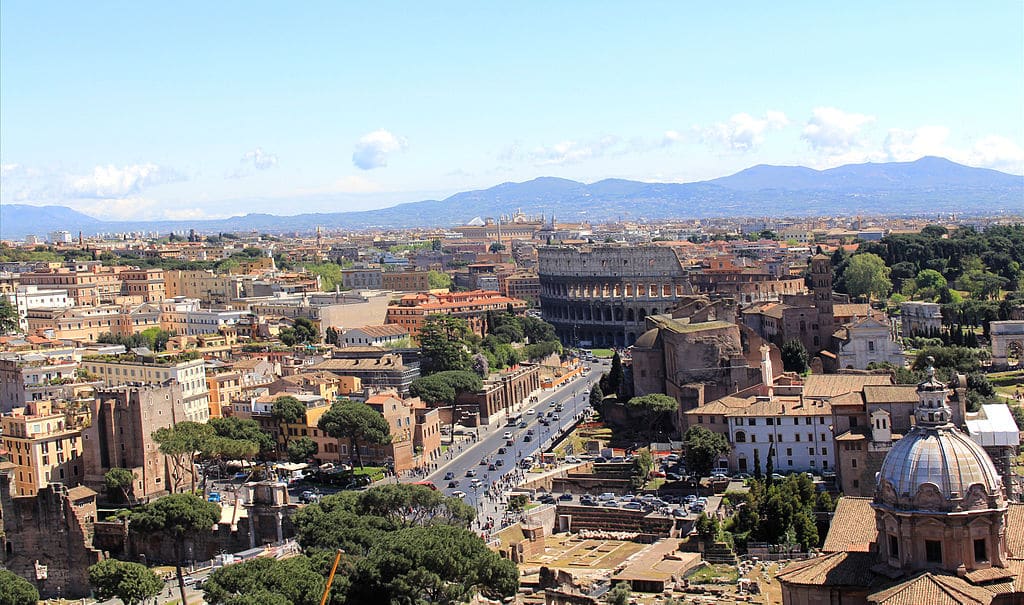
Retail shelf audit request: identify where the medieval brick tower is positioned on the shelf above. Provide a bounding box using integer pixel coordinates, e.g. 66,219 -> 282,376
810,254 -> 834,353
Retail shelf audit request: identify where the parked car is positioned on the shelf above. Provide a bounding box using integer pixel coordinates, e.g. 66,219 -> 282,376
598,492 -> 615,501
207,492 -> 222,503
559,493 -> 573,501
539,494 -> 556,504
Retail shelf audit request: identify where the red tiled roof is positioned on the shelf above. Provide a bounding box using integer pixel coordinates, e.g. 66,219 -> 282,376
822,497 -> 877,553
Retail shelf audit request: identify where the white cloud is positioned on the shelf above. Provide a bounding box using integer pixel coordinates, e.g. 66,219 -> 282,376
964,135 -> 1024,174
70,163 -> 184,198
526,136 -> 620,166
227,147 -> 279,178
72,197 -> 159,220
882,125 -> 954,161
700,111 -> 789,151
352,129 -> 408,170
801,107 -> 876,154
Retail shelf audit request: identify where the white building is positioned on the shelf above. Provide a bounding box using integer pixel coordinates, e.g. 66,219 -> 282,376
160,297 -> 249,336
80,354 -> 209,422
341,324 -> 410,347
49,231 -> 73,244
2,285 -> 75,330
727,393 -> 834,475
834,316 -> 904,370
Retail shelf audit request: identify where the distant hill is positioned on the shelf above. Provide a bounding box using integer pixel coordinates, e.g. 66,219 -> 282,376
2,157 -> 1021,238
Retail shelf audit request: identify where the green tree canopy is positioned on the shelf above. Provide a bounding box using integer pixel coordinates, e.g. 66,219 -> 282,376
104,467 -> 135,505
781,339 -> 810,372
427,270 -> 452,290
129,493 -> 221,604
625,394 -> 677,433
0,297 -> 19,334
0,569 -> 39,605
152,421 -> 214,492
409,371 -> 483,405
317,400 -> 392,468
419,315 -> 474,374
272,395 -> 307,451
287,436 -> 319,463
844,253 -> 892,301
683,425 -> 730,478
203,555 -> 331,605
88,559 -> 164,605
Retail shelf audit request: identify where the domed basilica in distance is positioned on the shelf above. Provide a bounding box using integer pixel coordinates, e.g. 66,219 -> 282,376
778,361 -> 1024,605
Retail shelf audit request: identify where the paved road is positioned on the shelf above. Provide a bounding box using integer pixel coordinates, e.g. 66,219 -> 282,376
415,360 -> 607,526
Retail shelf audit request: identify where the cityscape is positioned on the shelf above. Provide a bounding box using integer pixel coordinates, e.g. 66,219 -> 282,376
1,4 -> 1024,605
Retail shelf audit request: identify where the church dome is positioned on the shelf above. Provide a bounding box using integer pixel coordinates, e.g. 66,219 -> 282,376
876,361 -> 1003,511
877,425 -> 1003,510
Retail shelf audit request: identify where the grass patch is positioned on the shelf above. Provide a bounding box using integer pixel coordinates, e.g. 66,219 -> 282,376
646,478 -> 666,491
687,563 -> 740,584
352,466 -> 386,481
589,348 -> 615,358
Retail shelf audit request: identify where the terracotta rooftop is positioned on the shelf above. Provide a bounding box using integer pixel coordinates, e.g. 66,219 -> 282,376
866,572 -> 995,605
863,385 -> 919,404
802,374 -> 893,398
345,324 -> 409,338
822,497 -> 877,553
775,551 -> 880,588
66,485 -> 97,501
1007,503 -> 1024,558
833,303 -> 873,319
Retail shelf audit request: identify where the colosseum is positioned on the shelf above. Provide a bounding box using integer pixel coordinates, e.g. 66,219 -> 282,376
538,245 -> 694,347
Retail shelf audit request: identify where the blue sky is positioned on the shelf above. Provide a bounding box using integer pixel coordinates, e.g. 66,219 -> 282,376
2,2 -> 1022,221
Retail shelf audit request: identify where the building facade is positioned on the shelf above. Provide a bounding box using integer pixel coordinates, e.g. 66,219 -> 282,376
80,354 -> 210,422
1,400 -> 84,496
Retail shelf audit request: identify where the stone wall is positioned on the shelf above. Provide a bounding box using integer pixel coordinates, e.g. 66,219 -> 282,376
0,473 -> 102,599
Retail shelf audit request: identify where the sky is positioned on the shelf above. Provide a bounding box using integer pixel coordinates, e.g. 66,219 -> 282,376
1,2 -> 1022,221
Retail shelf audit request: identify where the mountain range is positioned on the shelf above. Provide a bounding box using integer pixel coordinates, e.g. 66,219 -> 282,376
2,157 -> 1022,239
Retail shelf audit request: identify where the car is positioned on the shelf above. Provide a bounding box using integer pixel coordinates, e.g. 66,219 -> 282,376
523,435 -> 532,442
465,469 -> 477,477
518,421 -> 528,428
480,457 -> 489,465
598,492 -> 615,501
546,411 -> 554,418
540,418 -> 550,426
539,494 -> 556,504
581,497 -> 598,506
554,404 -> 564,412
684,495 -> 697,504
771,473 -> 785,480
233,471 -> 250,481
444,471 -> 455,480
711,471 -> 728,480
552,413 -> 560,420
452,491 -> 467,499
623,501 -> 642,510
733,472 -> 752,480
666,472 -> 681,481
672,507 -> 688,518
506,438 -> 515,446
527,428 -> 535,436
559,493 -> 574,501
649,470 -> 666,478
565,456 -> 581,464
526,408 -> 535,415
602,500 -> 619,508
666,453 -> 680,462
488,463 -> 497,471
299,490 -> 321,504
593,456 -> 608,463
447,480 -> 460,488
503,431 -> 513,439
495,459 -> 504,466
207,492 -> 222,503
690,504 -> 705,513
183,576 -> 198,587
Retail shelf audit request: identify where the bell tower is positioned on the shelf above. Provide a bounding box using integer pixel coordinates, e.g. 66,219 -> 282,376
810,254 -> 833,352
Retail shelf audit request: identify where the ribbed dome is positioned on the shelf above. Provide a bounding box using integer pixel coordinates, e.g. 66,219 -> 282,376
877,425 -> 1002,510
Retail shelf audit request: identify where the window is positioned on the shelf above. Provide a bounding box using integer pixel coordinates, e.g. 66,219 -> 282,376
974,539 -> 988,563
697,416 -> 703,424
786,447 -> 793,456
710,417 -> 716,424
853,479 -> 859,488
751,435 -> 757,442
852,459 -> 858,468
809,447 -> 815,455
749,418 -> 757,426
787,459 -> 793,466
889,535 -> 899,558
795,434 -> 801,442
821,448 -> 827,456
805,418 -> 812,425
868,341 -> 875,352
735,431 -> 746,443
925,540 -> 942,564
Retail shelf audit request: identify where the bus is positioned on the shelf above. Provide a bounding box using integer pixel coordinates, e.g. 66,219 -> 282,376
507,413 -> 523,426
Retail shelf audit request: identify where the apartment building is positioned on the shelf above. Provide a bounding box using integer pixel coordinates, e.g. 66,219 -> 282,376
80,353 -> 210,422
384,290 -> 528,341
1,400 -> 84,496
2,285 -> 74,330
